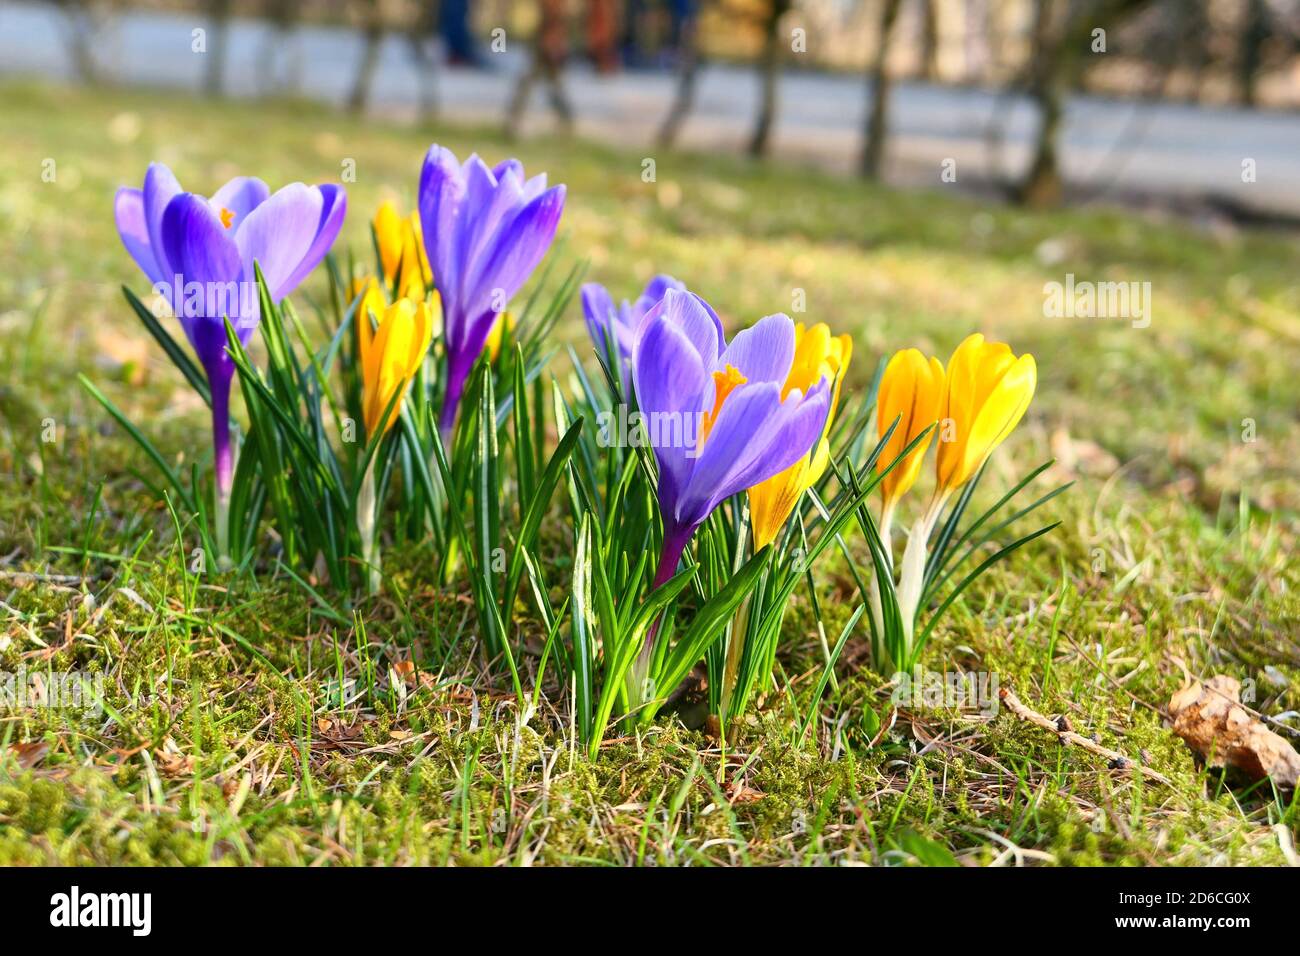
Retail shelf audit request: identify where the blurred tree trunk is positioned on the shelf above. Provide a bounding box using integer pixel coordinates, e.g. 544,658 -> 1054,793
860,0 -> 903,179
747,0 -> 791,158
506,0 -> 574,139
349,0 -> 386,114
919,0 -> 940,81
1018,0 -> 1155,208
55,0 -> 106,83
406,0 -> 440,121
657,1 -> 706,147
205,0 -> 232,95
1237,0 -> 1270,107
259,0 -> 303,95
1019,0 -> 1063,207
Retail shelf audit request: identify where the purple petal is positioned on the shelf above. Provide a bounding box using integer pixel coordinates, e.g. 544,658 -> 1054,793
114,187 -> 163,285
492,158 -> 523,184
635,312 -> 713,420
635,274 -> 685,315
521,172 -> 549,201
160,193 -> 245,356
613,315 -> 639,362
680,379 -> 830,521
716,312 -> 795,384
454,157 -> 532,329
734,379 -> 831,490
143,162 -> 182,279
581,282 -> 617,356
210,176 -> 270,231
234,182 -> 324,301
459,184 -> 566,342
161,194 -> 243,291
461,156 -> 504,236
634,314 -> 713,517
419,145 -> 468,329
640,289 -> 725,372
676,382 -> 783,522
278,183 -> 346,296
456,308 -> 506,370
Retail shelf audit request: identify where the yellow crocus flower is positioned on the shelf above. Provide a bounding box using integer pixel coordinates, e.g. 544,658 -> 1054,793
933,333 -> 1036,494
351,276 -> 387,326
868,349 -> 942,649
747,323 -> 852,549
373,200 -> 432,300
484,311 -> 515,362
875,349 -> 945,514
358,299 -> 434,439
352,275 -> 442,339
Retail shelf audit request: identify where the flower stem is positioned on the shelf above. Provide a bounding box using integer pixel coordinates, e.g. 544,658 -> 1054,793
358,457 -> 381,595
895,494 -> 948,665
867,499 -> 897,658
718,512 -> 754,726
719,589 -> 752,725
439,348 -> 473,443
631,523 -> 694,716
211,378 -> 234,571
650,524 -> 692,591
879,499 -> 896,570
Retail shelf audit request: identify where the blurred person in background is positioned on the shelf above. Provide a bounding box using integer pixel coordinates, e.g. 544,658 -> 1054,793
587,0 -> 619,73
667,0 -> 695,56
623,0 -> 696,68
441,0 -> 484,67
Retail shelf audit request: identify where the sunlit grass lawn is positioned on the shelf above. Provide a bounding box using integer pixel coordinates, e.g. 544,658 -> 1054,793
1,80 -> 1297,865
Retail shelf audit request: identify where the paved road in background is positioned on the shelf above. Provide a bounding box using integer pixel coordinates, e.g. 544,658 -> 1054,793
4,1 -> 1300,217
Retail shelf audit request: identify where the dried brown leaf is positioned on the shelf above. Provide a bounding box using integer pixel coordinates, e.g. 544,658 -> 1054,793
1169,675 -> 1299,789
8,741 -> 50,769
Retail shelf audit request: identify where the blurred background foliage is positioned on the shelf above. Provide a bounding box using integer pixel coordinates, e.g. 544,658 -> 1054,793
24,0 -> 1300,209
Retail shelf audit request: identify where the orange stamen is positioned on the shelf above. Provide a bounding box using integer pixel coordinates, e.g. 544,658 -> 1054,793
219,207 -> 235,229
701,364 -> 747,443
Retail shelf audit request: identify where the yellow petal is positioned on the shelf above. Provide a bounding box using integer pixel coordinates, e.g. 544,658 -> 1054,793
409,301 -> 434,371
363,299 -> 432,438
747,324 -> 853,548
827,334 -> 852,424
935,334 -> 1035,492
934,333 -> 983,491
483,311 -> 515,362
960,353 -> 1036,482
877,348 -> 944,505
408,211 -> 432,288
804,435 -> 831,490
353,276 -> 385,377
396,212 -> 432,299
373,201 -> 404,284
785,323 -> 831,397
748,451 -> 813,550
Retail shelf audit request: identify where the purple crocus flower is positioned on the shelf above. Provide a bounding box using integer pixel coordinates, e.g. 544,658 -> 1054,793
114,162 -> 346,558
634,290 -> 832,593
581,274 -> 684,374
418,146 -> 566,437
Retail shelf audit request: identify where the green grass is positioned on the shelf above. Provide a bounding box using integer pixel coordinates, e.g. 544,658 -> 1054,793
1,79 -> 1297,866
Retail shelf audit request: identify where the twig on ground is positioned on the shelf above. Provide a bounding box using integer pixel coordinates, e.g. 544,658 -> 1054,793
0,569 -> 86,585
999,686 -> 1172,786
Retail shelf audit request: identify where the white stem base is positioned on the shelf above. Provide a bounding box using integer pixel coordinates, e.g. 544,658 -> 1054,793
358,460 -> 380,595
215,490 -> 232,572
895,501 -> 943,666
